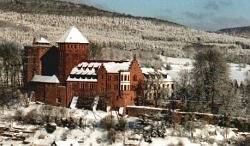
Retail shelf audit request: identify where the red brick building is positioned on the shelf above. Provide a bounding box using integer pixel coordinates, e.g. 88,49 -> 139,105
24,26 -> 144,108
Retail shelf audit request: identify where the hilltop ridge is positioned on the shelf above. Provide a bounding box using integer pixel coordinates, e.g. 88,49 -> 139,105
218,26 -> 250,39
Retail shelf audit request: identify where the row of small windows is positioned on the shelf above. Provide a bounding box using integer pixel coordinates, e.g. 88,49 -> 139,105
146,83 -> 174,90
80,84 -> 94,90
120,75 -> 130,81
105,75 -> 137,81
120,85 -> 130,91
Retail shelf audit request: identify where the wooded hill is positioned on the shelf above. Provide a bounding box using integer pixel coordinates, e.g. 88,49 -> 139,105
218,26 -> 250,39
1,0 -> 250,66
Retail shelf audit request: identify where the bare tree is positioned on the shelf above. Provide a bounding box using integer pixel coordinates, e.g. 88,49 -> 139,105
174,69 -> 193,101
0,41 -> 22,106
192,46 -> 231,114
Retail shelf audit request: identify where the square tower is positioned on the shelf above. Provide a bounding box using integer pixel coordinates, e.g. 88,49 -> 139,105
57,26 -> 90,83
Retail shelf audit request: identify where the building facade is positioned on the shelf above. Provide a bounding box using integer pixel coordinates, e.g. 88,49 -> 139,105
141,67 -> 174,104
24,26 -> 144,108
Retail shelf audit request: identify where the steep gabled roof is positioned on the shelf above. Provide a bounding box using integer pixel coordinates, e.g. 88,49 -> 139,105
57,26 -> 89,44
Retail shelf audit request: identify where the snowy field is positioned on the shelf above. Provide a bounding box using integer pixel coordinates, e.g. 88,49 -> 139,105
0,103 -> 247,146
160,56 -> 250,84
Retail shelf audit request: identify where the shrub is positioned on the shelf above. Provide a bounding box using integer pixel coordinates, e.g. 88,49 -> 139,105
116,117 -> 127,131
40,105 -> 55,123
165,63 -> 172,70
23,109 -> 39,124
107,128 -> 116,143
14,109 -> 23,121
100,115 -> 115,130
38,134 -> 45,139
45,123 -> 56,133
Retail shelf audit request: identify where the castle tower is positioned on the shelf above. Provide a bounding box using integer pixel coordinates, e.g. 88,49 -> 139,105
24,37 -> 51,86
57,26 -> 90,83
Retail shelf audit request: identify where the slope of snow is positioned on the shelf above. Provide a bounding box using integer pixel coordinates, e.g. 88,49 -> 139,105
160,56 -> 250,84
0,103 -> 245,146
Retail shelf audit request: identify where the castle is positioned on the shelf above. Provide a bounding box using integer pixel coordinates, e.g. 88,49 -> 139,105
24,26 -> 144,108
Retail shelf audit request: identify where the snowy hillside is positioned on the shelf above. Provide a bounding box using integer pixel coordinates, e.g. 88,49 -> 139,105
160,56 -> 250,84
0,103 -> 247,146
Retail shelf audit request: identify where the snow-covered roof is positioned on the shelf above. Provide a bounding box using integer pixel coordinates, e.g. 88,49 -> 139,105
104,62 -> 130,73
141,67 -> 173,82
57,26 -> 89,43
67,61 -> 131,82
36,37 -> 50,44
158,69 -> 173,82
31,75 -> 60,83
141,67 -> 155,75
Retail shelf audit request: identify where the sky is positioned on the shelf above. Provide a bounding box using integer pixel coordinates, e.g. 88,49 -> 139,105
74,0 -> 250,31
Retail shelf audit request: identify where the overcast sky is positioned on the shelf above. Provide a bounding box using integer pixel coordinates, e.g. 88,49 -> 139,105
75,0 -> 250,31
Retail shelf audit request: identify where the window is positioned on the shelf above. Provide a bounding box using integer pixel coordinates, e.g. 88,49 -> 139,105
90,84 -> 94,90
101,75 -> 104,79
133,75 -> 137,81
120,85 -> 124,91
171,84 -> 174,90
108,75 -> 112,81
124,75 -> 127,81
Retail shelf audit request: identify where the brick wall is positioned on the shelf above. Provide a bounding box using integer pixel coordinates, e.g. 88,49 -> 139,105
24,44 -> 51,87
58,43 -> 89,83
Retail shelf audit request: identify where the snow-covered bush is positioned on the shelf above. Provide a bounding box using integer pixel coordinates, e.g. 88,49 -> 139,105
23,109 -> 41,124
116,117 -> 127,131
14,109 -> 23,121
107,128 -> 116,143
100,115 -> 116,130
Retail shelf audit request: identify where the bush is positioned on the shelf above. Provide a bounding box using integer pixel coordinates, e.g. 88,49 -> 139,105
23,109 -> 39,124
14,109 -> 23,121
116,117 -> 127,131
100,115 -> 115,130
45,123 -> 56,133
38,134 -> 45,139
107,128 -> 116,143
165,63 -> 172,70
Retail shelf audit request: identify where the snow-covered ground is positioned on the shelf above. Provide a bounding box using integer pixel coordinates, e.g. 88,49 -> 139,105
0,103 -> 247,146
160,56 -> 250,84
